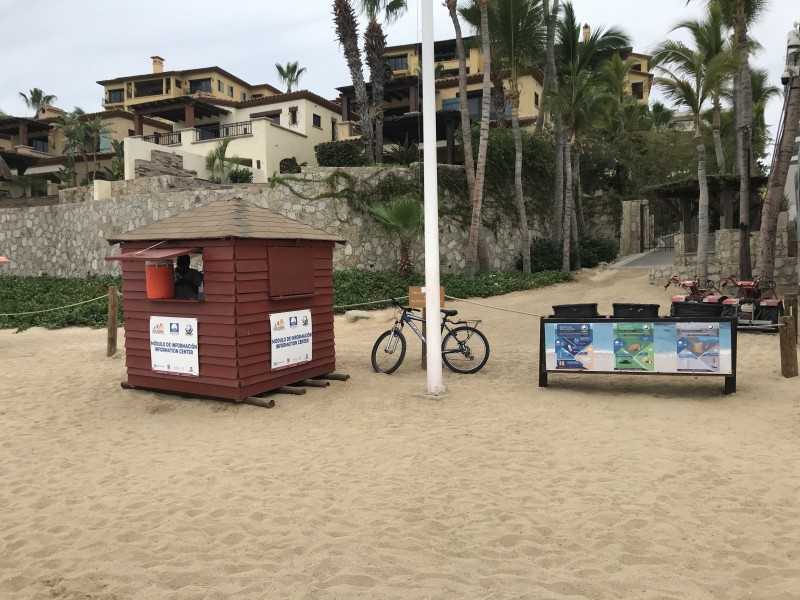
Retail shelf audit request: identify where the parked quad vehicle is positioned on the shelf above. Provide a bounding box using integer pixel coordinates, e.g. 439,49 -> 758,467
664,275 -> 726,316
719,275 -> 783,331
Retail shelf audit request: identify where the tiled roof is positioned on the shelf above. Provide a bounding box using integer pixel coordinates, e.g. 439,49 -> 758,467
96,67 -> 282,95
108,196 -> 345,244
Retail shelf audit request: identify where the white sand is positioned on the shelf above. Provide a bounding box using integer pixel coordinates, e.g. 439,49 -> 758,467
1,267 -> 798,599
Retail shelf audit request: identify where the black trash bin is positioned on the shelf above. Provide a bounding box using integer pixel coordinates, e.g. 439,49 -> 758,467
670,301 -> 724,318
612,303 -> 660,318
552,303 -> 600,318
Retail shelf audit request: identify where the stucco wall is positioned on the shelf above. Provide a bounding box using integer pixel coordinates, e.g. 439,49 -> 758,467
0,168 -> 539,278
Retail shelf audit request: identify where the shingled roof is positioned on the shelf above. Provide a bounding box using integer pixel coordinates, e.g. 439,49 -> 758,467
107,197 -> 345,244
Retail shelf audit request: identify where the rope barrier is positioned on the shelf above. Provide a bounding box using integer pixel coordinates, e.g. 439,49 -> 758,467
444,295 -> 545,318
0,294 -> 110,317
333,296 -> 409,310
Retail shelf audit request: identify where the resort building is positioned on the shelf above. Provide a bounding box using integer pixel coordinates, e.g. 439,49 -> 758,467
335,35 -> 652,160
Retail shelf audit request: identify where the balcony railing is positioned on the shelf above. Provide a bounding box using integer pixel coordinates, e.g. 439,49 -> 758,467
142,131 -> 182,145
195,121 -> 252,142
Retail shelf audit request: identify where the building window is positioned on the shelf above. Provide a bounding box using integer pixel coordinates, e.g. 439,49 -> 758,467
165,78 -> 171,94
241,92 -> 246,101
218,80 -> 224,92
108,89 -> 124,104
534,92 -> 540,107
128,129 -> 135,137
387,55 -> 409,72
632,63 -> 642,72
312,113 -> 322,128
331,118 -> 337,141
99,131 -> 112,152
289,108 -> 298,126
228,85 -> 233,97
134,79 -> 164,98
189,78 -> 212,93
31,139 -> 49,152
175,79 -> 182,88
631,82 -> 644,100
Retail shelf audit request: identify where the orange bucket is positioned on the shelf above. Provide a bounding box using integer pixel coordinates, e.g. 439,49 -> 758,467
145,261 -> 174,299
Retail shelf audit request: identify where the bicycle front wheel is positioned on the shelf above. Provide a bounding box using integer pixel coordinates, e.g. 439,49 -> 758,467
371,328 -> 407,374
441,326 -> 490,374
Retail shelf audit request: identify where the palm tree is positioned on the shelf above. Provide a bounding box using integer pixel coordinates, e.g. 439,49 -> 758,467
19,88 -> 57,119
274,61 -> 306,93
672,2 -> 735,173
362,1 -> 406,162
689,0 -> 770,278
205,137 -> 241,183
333,0 -> 375,162
649,101 -> 677,131
369,197 -> 422,279
103,140 -> 125,181
82,117 -> 113,182
52,108 -> 86,187
553,2 -> 629,269
757,56 -> 800,278
535,0 -> 560,135
653,41 -> 730,283
463,0 -> 546,274
459,0 -> 494,279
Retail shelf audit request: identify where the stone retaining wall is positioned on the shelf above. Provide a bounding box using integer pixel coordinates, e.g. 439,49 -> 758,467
1,168 -> 541,278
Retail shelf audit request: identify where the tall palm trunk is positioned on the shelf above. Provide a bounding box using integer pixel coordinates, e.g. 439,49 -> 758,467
735,8 -> 753,278
694,119 -> 710,282
562,133 -> 573,271
446,1 -> 476,200
711,94 -> 726,172
365,19 -> 388,162
334,0 -> 375,162
510,87 -> 531,273
535,0 -> 560,134
756,75 -> 800,279
551,113 -> 564,243
573,150 -> 585,238
490,62 -> 507,129
464,0 -> 493,278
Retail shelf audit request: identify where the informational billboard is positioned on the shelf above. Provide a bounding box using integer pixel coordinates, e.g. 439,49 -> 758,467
149,316 -> 199,376
544,320 -> 733,375
270,309 -> 313,370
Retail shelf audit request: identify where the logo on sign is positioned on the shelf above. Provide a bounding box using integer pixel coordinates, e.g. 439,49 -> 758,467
289,316 -> 298,328
302,315 -> 309,326
273,319 -> 285,332
184,324 -> 194,335
170,323 -> 180,334
152,322 -> 165,334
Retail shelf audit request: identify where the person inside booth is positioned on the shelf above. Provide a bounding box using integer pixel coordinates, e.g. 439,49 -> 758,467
173,254 -> 203,299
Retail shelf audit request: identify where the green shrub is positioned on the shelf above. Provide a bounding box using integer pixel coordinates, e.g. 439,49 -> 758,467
578,236 -> 618,267
315,141 -> 367,167
516,237 -> 563,273
333,269 -> 573,312
0,275 -> 123,331
228,168 -> 254,183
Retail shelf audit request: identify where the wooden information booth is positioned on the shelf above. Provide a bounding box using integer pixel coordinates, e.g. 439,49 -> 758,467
106,197 -> 344,402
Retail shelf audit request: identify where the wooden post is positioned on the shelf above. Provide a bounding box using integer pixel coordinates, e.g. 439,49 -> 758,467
779,315 -> 798,378
784,294 -> 798,337
107,286 -> 118,357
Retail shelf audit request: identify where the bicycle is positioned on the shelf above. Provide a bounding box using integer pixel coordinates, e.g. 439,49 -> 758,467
371,297 -> 490,375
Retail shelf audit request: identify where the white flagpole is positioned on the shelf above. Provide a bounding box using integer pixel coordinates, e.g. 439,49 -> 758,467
421,0 -> 445,395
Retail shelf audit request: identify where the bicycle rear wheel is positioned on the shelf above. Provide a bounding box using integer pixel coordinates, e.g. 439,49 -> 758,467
441,326 -> 490,374
371,328 -> 407,374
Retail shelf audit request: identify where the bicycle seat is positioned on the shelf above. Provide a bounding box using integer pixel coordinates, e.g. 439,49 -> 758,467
441,308 -> 458,317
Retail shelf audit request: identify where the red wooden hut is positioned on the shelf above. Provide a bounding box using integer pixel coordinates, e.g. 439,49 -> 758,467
106,196 -> 344,401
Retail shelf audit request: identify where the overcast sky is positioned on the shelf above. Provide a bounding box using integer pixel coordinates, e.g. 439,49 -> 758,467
1,0 -> 795,154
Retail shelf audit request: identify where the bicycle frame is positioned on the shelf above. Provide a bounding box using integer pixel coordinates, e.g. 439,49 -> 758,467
394,309 -> 458,346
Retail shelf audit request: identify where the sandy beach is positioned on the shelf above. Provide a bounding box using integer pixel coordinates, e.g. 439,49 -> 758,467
1,266 -> 798,599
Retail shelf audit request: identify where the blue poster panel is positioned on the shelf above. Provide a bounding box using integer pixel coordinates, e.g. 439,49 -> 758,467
544,321 -> 732,375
